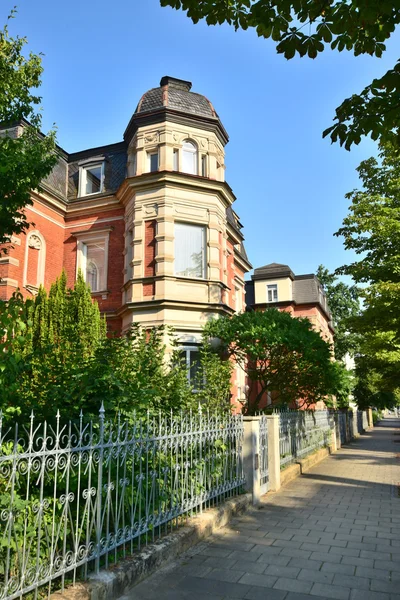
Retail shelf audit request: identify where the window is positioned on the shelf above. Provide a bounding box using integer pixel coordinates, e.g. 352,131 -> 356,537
74,228 -> 111,293
201,155 -> 207,177
148,151 -> 158,172
175,223 -> 206,278
182,140 -> 198,175
179,346 -> 201,387
79,163 -> 104,196
23,230 -> 46,294
267,284 -> 278,302
173,149 -> 179,171
235,286 -> 243,313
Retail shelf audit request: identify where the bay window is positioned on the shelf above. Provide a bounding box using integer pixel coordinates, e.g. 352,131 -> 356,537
175,223 -> 206,279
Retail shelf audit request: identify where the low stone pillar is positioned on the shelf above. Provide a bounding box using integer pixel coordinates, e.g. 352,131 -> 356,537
368,408 -> 373,428
243,416 -> 261,506
266,414 -> 281,493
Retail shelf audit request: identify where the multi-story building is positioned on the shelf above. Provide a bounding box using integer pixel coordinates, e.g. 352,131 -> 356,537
245,262 -> 334,344
0,76 -> 251,396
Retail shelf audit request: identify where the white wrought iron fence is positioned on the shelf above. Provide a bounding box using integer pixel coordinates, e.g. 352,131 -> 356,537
0,407 -> 244,600
279,410 -> 333,467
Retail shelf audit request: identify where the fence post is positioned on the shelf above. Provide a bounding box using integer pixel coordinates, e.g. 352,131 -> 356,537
243,416 -> 261,506
331,414 -> 338,452
266,414 -> 281,493
368,408 -> 373,429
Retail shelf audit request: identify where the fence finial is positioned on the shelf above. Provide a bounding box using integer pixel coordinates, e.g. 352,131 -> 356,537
99,402 -> 105,419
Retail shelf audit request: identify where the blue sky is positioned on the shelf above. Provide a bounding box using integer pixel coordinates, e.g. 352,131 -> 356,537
3,0 -> 399,278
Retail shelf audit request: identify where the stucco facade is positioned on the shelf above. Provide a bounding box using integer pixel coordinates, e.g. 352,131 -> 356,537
0,76 -> 251,397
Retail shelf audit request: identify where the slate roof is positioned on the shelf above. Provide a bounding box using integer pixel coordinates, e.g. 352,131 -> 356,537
135,76 -> 218,120
253,263 -> 295,280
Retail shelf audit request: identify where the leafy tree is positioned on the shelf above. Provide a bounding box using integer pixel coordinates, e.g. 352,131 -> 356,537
316,265 -> 359,360
160,0 -> 400,149
195,340 -> 233,411
336,141 -> 400,392
204,308 -> 336,414
0,272 -> 106,418
0,13 -> 57,251
335,141 -> 400,407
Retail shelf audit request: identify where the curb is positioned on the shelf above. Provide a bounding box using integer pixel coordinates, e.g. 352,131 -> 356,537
52,493 -> 252,600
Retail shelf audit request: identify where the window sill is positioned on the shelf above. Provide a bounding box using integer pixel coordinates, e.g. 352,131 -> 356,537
90,290 -> 110,299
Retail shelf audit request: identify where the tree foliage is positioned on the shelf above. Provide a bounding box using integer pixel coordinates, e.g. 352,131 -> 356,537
336,141 -> 400,407
204,308 -> 336,414
0,13 -> 57,251
316,265 -> 360,360
0,273 -> 232,420
160,0 -> 400,149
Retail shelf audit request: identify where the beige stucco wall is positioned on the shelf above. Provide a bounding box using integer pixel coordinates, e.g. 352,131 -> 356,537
127,121 -> 226,182
254,277 -> 293,304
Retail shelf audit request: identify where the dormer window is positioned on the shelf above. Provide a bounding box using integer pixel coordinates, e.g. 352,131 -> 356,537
79,162 -> 104,196
182,140 -> 198,175
267,284 -> 278,303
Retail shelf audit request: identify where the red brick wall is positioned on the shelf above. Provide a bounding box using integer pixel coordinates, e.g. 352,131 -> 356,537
0,202 -> 66,300
143,220 -> 156,296
63,209 -> 125,319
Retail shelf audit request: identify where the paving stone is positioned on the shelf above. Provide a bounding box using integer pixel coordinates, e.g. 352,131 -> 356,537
178,575 -> 251,598
330,547 -> 360,558
231,560 -> 266,575
298,568 -> 334,584
345,557 -> 375,569
301,542 -> 332,553
239,573 -> 278,589
205,568 -> 245,583
265,565 -> 301,579
321,562 -> 356,576
229,550 -> 264,562
273,577 -> 313,594
310,552 -> 342,564
256,554 -> 291,567
355,567 -> 390,581
350,590 -> 390,600
244,587 -> 287,600
371,581 -> 400,594
332,574 -> 370,590
310,583 -> 350,600
360,551 -> 392,561
288,558 -> 323,571
281,548 -> 312,559
285,593 -> 327,600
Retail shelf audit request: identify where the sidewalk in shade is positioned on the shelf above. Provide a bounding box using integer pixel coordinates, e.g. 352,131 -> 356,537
123,418 -> 400,600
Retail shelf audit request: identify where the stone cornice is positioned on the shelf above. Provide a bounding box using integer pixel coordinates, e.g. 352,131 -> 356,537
124,108 -> 229,147
117,171 -> 236,208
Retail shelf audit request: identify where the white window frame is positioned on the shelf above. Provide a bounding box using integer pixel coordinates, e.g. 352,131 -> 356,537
148,151 -> 159,173
78,162 -> 105,197
182,139 -> 198,175
73,228 -> 112,293
174,222 -> 207,279
179,345 -> 201,390
267,284 -> 278,303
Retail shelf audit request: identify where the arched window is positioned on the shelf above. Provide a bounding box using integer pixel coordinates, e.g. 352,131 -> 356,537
86,259 -> 99,292
182,140 -> 198,175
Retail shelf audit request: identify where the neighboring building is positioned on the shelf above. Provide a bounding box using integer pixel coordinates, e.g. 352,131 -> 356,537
245,263 -> 334,344
0,76 -> 251,399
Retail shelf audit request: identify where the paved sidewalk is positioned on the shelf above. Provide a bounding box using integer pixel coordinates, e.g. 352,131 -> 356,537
125,419 -> 400,600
